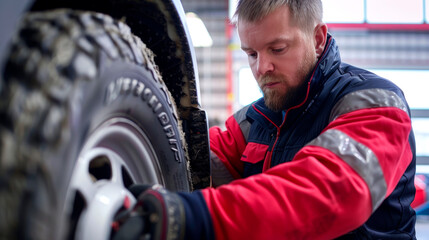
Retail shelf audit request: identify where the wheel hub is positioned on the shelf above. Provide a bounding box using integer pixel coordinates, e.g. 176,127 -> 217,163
65,118 -> 163,239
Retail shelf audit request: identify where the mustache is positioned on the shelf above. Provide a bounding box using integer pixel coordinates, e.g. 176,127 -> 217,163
258,74 -> 284,87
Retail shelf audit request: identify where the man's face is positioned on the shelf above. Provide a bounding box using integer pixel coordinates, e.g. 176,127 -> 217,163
238,6 -> 318,111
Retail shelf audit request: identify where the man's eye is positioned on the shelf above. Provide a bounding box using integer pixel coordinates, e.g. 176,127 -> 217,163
248,52 -> 257,58
272,48 -> 285,53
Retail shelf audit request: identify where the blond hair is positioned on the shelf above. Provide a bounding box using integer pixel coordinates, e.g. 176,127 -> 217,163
232,0 -> 323,33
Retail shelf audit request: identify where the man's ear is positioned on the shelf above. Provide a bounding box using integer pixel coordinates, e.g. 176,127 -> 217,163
314,23 -> 328,57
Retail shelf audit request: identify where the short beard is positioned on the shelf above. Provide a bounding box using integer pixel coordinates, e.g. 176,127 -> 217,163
259,51 -> 316,112
260,74 -> 309,112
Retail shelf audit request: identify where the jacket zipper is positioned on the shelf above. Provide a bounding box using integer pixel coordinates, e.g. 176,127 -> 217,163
256,39 -> 332,171
262,129 -> 281,172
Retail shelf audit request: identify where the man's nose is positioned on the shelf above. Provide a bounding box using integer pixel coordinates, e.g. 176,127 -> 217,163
257,54 -> 274,75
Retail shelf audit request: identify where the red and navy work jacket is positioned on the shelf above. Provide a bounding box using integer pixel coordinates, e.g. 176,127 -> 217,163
180,34 -> 416,240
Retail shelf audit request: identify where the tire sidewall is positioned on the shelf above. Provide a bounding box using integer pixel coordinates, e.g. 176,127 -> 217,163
68,55 -> 190,191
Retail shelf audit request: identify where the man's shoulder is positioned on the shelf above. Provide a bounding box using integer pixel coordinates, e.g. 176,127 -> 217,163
233,104 -> 253,124
338,63 -> 401,91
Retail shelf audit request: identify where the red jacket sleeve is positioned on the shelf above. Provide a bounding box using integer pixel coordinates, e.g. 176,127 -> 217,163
209,115 -> 246,179
202,106 -> 413,240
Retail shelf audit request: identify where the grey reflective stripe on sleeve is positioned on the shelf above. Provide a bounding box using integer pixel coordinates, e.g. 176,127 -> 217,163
330,88 -> 408,122
234,105 -> 251,142
210,150 -> 235,187
307,129 -> 387,212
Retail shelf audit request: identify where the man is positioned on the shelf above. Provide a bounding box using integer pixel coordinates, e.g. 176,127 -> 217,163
115,0 -> 416,239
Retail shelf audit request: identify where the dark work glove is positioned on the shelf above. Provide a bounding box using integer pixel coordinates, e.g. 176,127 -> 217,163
112,184 -> 186,240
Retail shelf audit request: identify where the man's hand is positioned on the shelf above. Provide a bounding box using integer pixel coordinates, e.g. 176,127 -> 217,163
112,184 -> 186,240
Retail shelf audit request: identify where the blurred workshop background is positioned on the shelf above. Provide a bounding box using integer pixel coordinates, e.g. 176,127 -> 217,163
180,0 -> 429,238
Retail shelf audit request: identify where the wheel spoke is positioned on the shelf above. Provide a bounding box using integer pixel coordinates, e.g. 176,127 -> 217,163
69,153 -> 100,203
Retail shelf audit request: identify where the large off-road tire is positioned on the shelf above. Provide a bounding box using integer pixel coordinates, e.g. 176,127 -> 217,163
0,9 -> 191,240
